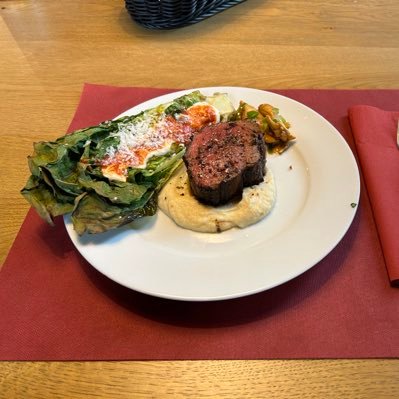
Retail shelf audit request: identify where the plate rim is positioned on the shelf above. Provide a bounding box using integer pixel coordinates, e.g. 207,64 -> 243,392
64,87 -> 360,301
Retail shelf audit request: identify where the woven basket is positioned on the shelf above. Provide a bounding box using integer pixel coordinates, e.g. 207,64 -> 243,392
125,0 -> 245,29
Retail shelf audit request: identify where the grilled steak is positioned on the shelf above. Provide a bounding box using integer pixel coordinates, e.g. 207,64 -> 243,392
184,120 -> 266,206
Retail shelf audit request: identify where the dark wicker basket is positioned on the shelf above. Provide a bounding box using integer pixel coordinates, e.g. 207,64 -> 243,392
125,0 -> 246,29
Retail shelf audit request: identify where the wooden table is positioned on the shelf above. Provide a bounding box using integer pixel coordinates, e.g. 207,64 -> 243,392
1,1 -> 398,397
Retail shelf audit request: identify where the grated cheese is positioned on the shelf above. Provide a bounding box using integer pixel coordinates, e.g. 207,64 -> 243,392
100,103 -> 219,181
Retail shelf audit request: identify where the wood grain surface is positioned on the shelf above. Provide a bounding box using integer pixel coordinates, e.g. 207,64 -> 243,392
1,0 -> 398,397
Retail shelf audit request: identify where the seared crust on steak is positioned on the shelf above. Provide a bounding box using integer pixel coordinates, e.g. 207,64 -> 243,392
184,120 -> 266,206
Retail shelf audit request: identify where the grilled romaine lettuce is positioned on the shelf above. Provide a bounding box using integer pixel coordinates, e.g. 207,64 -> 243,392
21,91 -> 211,234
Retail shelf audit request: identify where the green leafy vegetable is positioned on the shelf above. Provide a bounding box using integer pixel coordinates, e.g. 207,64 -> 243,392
21,92 -> 197,235
71,192 -> 158,235
21,175 -> 75,224
164,90 -> 205,115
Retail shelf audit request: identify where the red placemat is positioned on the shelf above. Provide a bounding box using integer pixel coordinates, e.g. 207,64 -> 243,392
1,85 -> 399,361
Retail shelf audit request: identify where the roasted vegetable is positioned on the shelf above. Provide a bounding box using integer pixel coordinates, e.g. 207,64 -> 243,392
237,101 -> 296,153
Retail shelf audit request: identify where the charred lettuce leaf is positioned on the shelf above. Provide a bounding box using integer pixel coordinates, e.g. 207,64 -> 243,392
21,92 -> 197,235
21,175 -> 74,224
164,90 -> 205,115
71,192 -> 158,235
71,148 -> 184,235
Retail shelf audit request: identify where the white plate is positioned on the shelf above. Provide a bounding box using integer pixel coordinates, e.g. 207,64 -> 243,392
64,87 -> 360,301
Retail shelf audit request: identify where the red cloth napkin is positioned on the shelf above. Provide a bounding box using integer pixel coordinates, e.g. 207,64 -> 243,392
349,106 -> 399,286
1,85 -> 399,361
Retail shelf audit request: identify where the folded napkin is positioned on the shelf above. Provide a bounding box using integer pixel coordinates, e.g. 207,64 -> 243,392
349,106 -> 399,286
